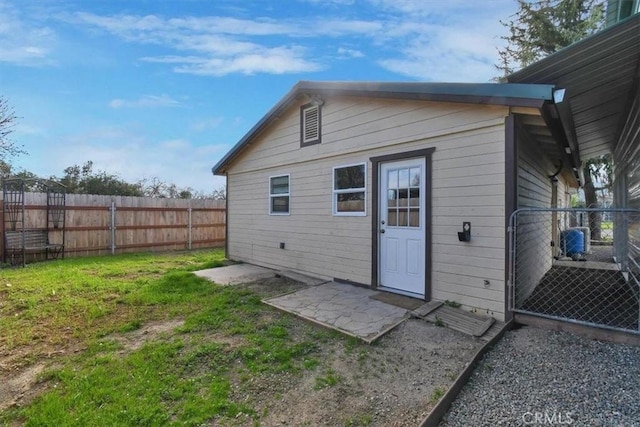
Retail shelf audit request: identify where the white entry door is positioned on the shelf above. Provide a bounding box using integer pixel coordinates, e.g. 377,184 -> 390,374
379,158 -> 426,296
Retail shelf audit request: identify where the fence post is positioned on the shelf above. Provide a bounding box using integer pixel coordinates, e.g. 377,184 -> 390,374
110,201 -> 116,255
0,200 -> 4,264
187,206 -> 192,250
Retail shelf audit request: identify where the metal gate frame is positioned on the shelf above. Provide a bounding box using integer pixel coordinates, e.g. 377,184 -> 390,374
508,208 -> 640,334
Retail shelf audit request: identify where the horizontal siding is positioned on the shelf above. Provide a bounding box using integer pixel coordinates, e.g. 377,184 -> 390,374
227,96 -> 509,320
230,96 -> 506,174
514,125 -> 573,305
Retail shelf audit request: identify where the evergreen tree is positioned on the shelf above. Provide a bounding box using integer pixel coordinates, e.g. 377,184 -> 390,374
497,0 -> 610,238
497,0 -> 606,77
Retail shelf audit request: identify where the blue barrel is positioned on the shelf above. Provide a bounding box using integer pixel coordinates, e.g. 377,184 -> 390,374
562,229 -> 585,256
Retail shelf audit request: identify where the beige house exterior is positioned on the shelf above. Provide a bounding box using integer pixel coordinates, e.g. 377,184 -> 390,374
214,82 -> 580,322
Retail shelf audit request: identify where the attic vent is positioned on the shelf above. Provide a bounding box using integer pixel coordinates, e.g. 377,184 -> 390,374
300,104 -> 321,147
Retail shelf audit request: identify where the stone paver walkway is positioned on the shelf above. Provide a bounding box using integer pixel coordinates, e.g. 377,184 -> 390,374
263,282 -> 409,343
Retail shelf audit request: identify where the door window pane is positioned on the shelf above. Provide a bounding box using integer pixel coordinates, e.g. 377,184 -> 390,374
387,189 -> 397,207
398,188 -> 408,207
387,209 -> 397,226
410,168 -> 420,187
398,168 -> 409,188
387,170 -> 398,188
409,209 -> 420,227
409,188 -> 420,207
398,208 -> 408,226
385,166 -> 421,228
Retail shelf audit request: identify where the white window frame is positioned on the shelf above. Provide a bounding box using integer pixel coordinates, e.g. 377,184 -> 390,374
333,162 -> 366,217
269,174 -> 290,216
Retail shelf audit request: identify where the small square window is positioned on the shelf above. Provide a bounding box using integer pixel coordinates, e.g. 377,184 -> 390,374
333,163 -> 366,216
269,174 -> 290,215
300,103 -> 321,147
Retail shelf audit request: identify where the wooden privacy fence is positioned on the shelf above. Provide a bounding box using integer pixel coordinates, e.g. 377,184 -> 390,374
1,193 -> 225,259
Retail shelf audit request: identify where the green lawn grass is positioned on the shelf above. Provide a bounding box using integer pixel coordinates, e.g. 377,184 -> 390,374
0,250 -> 325,426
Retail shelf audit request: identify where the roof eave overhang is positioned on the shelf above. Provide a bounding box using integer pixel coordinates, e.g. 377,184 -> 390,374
212,84 -> 302,175
553,88 -> 584,185
538,95 -> 584,188
507,14 -> 640,167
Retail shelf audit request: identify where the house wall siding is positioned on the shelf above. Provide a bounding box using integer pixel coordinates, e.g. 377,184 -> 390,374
515,123 -> 571,304
612,75 -> 640,288
227,96 -> 509,320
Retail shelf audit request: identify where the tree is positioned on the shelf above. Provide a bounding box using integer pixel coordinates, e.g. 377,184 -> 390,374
7,158 -> 221,199
497,0 -> 609,239
0,97 -> 26,166
209,187 -> 226,200
58,160 -> 95,193
497,0 -> 605,77
58,161 -> 143,196
136,176 -> 194,199
583,154 -> 613,239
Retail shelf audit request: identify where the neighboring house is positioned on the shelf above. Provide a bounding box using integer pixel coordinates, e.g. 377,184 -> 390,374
213,14 -> 639,324
606,0 -> 640,26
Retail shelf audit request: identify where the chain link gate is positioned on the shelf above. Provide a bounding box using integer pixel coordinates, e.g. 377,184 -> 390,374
508,208 -> 640,334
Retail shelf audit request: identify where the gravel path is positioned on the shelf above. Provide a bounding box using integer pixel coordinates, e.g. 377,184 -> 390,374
441,326 -> 640,427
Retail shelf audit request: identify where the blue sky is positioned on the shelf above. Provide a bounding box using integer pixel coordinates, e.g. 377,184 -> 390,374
1,0 -> 518,193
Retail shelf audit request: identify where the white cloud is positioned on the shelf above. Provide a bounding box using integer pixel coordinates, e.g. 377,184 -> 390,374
66,3 -> 514,81
378,19 -> 503,82
141,44 -> 321,76
301,0 -> 356,5
0,1 -> 56,66
337,47 -> 365,59
373,2 -> 515,81
315,19 -> 384,36
108,94 -> 181,108
54,1 -> 515,81
370,0 -> 508,16
69,12 -> 329,76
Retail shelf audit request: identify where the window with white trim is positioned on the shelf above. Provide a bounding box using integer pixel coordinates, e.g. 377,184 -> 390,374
300,104 -> 321,146
333,163 -> 366,216
269,174 -> 290,215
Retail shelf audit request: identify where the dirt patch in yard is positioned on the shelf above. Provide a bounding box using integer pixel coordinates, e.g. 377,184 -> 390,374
240,275 -> 310,298
229,276 -> 484,426
0,362 -> 46,412
1,275 -> 486,426
0,317 -> 187,412
225,318 -> 481,427
112,319 -> 185,353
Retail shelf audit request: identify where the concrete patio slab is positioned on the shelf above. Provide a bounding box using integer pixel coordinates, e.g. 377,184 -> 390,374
263,282 -> 409,343
195,263 -> 276,285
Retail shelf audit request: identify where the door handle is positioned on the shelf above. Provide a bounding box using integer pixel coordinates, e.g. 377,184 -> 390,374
380,229 -> 385,234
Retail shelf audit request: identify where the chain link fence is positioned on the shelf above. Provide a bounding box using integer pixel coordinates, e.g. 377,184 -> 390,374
509,208 -> 640,334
